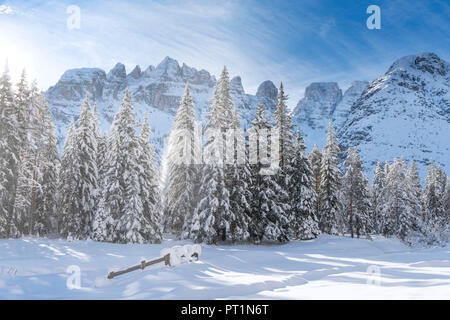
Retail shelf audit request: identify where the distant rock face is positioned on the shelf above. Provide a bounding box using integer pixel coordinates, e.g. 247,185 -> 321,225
256,80 -> 278,113
46,57 -> 277,157
128,65 -> 142,79
333,81 -> 369,129
338,53 -> 450,175
256,80 -> 278,100
230,76 -> 245,96
291,82 -> 343,149
46,53 -> 450,176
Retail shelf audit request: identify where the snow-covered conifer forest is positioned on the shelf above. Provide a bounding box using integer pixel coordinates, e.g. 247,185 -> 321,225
2,0 -> 450,301
1,65 -> 449,246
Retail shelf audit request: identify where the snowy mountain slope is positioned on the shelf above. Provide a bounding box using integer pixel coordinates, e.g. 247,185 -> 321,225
338,53 -> 450,176
46,57 -> 278,156
1,235 -> 449,299
46,53 -> 450,176
291,81 -> 368,150
292,82 -> 342,149
332,81 -> 369,129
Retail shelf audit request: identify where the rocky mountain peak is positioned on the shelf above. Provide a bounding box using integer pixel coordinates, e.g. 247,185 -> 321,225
388,52 -> 449,77
297,82 -> 342,112
292,82 -> 342,141
256,80 -> 277,100
45,52 -> 449,177
142,65 -> 155,77
230,76 -> 245,95
156,56 -> 181,78
332,81 -> 369,129
47,68 -> 106,102
181,63 -> 195,79
46,58 -> 275,155
107,62 -> 126,80
128,65 -> 141,79
338,53 -> 450,177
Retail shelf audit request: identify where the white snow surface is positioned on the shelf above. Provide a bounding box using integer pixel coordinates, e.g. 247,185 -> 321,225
0,235 -> 449,299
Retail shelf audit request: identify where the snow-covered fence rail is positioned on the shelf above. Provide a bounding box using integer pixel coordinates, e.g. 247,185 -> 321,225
106,244 -> 201,279
107,254 -> 171,279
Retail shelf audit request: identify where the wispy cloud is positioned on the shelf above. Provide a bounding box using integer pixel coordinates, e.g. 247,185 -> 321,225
0,0 -> 449,108
0,4 -> 14,14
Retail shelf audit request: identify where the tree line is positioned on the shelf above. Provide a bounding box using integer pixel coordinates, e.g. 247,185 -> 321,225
0,66 -> 449,245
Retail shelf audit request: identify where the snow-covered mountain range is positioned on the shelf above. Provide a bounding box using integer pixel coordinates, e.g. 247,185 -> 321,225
46,56 -> 277,156
46,53 -> 449,176
338,53 -> 450,176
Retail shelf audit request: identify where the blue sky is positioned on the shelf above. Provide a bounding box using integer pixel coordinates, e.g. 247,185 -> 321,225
1,0 -> 449,107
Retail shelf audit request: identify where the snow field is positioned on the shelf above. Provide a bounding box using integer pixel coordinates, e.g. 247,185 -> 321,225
0,235 -> 449,299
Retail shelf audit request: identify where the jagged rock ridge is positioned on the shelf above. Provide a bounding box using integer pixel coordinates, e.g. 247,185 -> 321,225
46,57 -> 278,156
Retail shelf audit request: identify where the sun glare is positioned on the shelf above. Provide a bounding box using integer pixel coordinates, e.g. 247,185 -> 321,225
0,36 -> 35,83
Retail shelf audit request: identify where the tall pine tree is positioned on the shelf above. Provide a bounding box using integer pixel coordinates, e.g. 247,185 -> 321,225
341,148 -> 371,238
0,63 -> 20,238
319,122 -> 342,235
74,95 -> 98,238
59,121 -> 81,239
191,67 -> 233,244
371,161 -> 386,234
288,129 -> 320,240
227,108 -> 253,242
165,83 -> 201,238
247,105 -> 287,243
136,115 -> 163,243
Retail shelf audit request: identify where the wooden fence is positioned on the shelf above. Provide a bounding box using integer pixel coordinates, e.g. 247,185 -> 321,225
107,251 -> 199,279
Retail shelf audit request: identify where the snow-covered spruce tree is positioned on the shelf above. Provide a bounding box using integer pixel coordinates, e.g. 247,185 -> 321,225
424,161 -> 446,228
191,148 -> 229,244
103,90 -> 155,243
91,193 -> 114,242
97,132 -> 108,186
210,66 -> 235,131
96,132 -> 106,178
371,161 -> 386,234
424,161 -> 438,226
248,103 -> 270,240
381,159 -> 404,237
227,108 -> 252,243
406,162 -> 424,228
341,148 -> 371,238
9,70 -> 34,237
2,72 -> 60,237
74,95 -> 99,239
30,89 -> 60,235
272,82 -> 294,235
0,64 -> 20,238
308,144 -> 322,225
11,72 -> 30,227
319,121 -> 342,235
191,67 -> 234,244
91,104 -> 114,242
384,161 -> 390,180
92,104 -> 105,185
399,159 -> 425,242
288,129 -> 320,240
247,104 -> 288,243
273,83 -> 295,169
135,115 -> 162,243
375,161 -> 392,235
59,120 -> 82,239
382,158 -> 421,241
13,76 -> 57,236
444,176 -> 450,222
2,70 -> 52,237
433,164 -> 447,227
165,83 -> 201,238
419,162 -> 449,244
